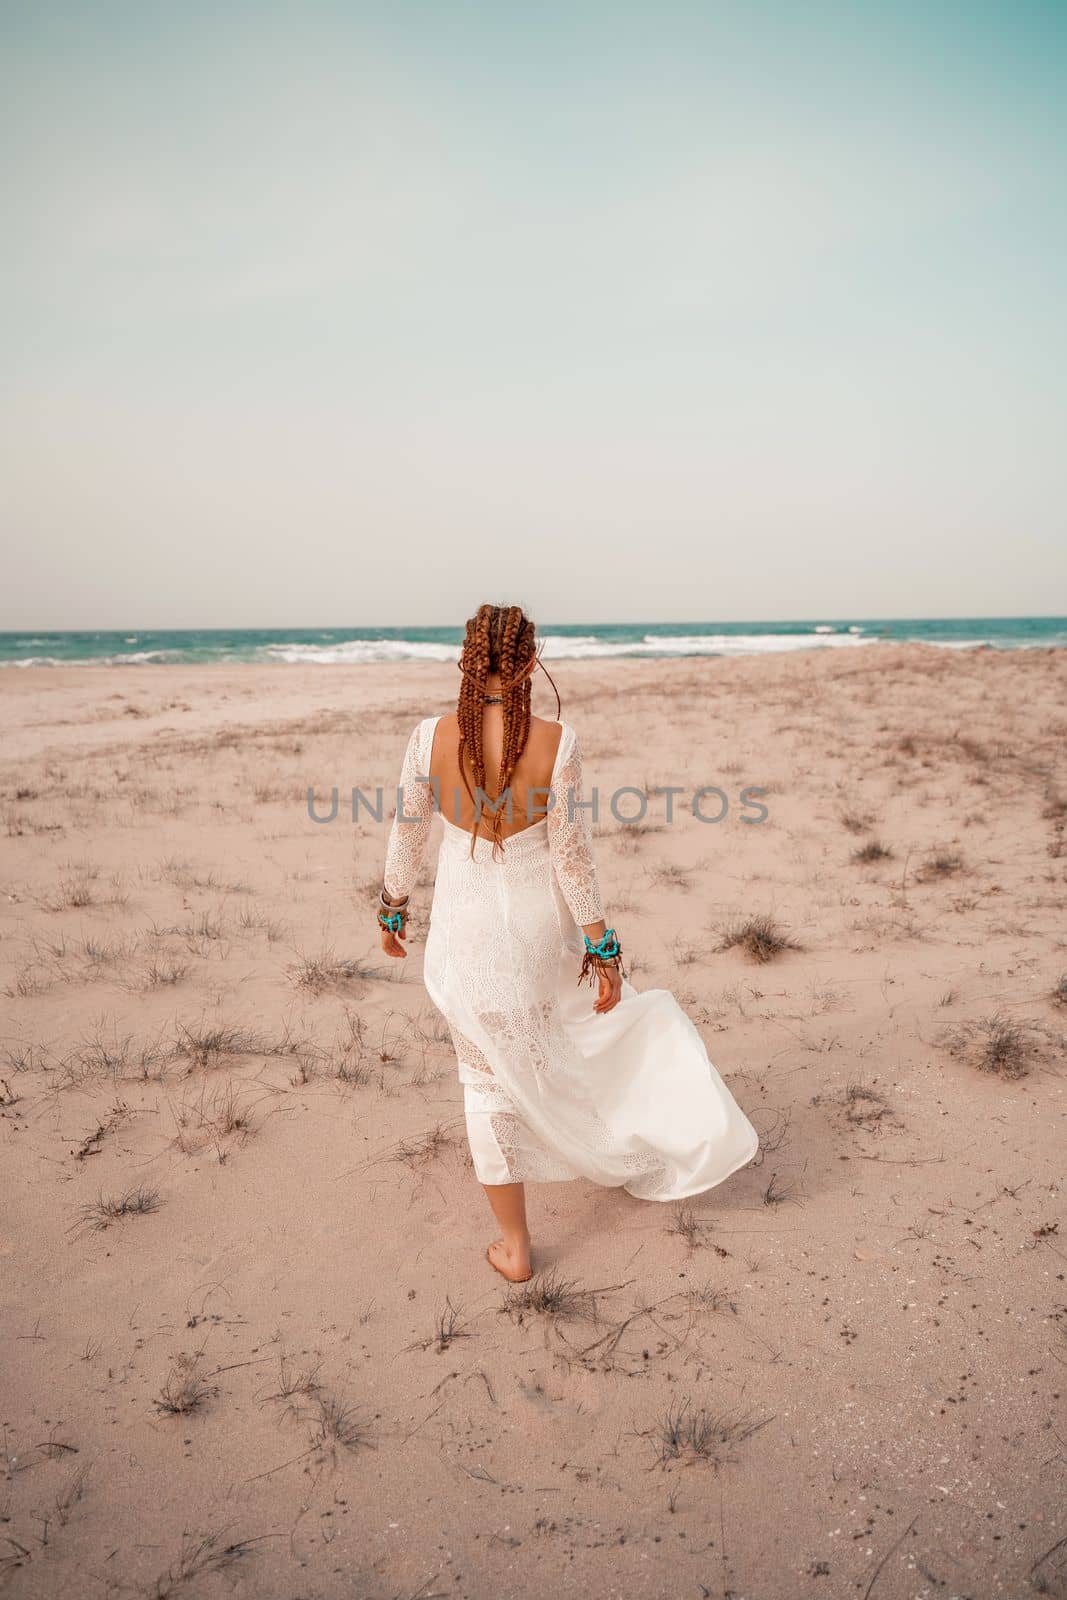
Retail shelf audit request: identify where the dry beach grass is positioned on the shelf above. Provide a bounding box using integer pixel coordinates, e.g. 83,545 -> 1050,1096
1,644 -> 1066,1599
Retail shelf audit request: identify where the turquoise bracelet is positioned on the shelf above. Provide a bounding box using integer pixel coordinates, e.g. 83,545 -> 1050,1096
579,927 -> 623,988
378,888 -> 408,936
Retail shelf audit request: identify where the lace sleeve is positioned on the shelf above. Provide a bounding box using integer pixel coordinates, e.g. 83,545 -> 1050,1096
382,720 -> 436,899
547,725 -> 605,926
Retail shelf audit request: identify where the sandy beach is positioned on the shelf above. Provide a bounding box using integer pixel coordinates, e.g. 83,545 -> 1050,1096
2,643 -> 1065,1600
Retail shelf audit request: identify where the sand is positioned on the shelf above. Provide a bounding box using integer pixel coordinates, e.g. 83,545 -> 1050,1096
2,644 -> 1065,1600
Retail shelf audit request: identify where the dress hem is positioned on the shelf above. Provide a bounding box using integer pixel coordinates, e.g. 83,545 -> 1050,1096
623,1131 -> 761,1203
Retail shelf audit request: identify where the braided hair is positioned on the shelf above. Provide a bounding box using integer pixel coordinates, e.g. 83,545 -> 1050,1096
456,603 -> 560,858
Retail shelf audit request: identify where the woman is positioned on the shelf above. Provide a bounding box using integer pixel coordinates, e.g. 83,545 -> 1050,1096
377,603 -> 758,1282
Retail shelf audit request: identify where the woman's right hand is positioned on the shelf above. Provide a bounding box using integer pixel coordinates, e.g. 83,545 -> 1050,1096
594,964 -> 622,1015
380,922 -> 407,958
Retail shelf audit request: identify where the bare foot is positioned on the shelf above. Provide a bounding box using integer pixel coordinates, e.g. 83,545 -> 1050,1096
486,1238 -> 533,1283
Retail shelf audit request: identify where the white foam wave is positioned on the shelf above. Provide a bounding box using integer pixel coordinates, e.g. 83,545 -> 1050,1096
539,632 -> 875,659
923,639 -> 990,650
261,639 -> 460,664
114,649 -> 183,664
1,649 -> 185,668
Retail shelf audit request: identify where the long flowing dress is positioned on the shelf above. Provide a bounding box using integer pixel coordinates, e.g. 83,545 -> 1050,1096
383,716 -> 759,1200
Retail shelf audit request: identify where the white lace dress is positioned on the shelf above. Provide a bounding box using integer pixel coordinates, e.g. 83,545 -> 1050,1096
383,716 -> 759,1199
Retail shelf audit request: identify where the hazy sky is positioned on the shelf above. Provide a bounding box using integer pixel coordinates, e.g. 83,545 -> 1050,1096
3,1 -> 1065,628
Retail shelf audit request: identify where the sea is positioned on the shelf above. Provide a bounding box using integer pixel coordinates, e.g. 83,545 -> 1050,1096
0,617 -> 1064,668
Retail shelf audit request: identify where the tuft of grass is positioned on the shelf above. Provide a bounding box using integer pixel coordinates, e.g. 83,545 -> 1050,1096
73,1185 -> 161,1233
717,915 -> 800,964
4,961 -> 54,998
1050,975 -> 1067,1009
918,849 -> 965,880
500,1267 -> 600,1323
155,1355 -> 217,1416
171,1021 -> 265,1071
313,1393 -> 371,1454
54,869 -> 96,909
646,862 -> 693,892
171,1082 -> 258,1155
686,1283 -> 738,1315
335,1006 -> 372,1066
762,1171 -> 803,1207
433,1297 -> 471,1353
149,1528 -> 254,1599
265,1355 -> 323,1400
392,1123 -> 457,1171
141,956 -> 191,989
38,862 -> 128,913
666,1205 -> 711,1250
289,946 -> 374,995
654,1398 -> 772,1467
0,1042 -> 34,1079
944,1012 -> 1034,1079
843,1082 -> 894,1129
374,1011 -> 410,1067
77,933 -> 140,969
155,859 -> 252,894
62,1022 -> 170,1085
178,911 -> 227,953
205,1083 -> 256,1140
236,907 -> 286,941
851,839 -> 893,864
839,808 -> 874,834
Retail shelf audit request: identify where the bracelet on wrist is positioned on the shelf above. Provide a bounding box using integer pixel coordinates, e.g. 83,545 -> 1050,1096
578,927 -> 622,987
378,887 -> 408,934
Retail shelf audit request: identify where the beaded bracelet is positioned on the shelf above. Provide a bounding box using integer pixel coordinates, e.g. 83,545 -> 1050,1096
377,888 -> 408,936
579,927 -> 623,987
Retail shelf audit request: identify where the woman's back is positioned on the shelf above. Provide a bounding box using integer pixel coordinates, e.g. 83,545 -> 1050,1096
429,711 -> 564,840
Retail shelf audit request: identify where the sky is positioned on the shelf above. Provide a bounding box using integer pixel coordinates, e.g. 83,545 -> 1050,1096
2,0 -> 1065,629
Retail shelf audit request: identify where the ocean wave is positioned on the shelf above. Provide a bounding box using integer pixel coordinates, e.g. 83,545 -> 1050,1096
1,648 -> 188,668
259,631 -> 879,664
535,632 -> 875,659
112,649 -> 186,664
924,639 -> 991,650
261,639 -> 461,664
0,631 -> 878,667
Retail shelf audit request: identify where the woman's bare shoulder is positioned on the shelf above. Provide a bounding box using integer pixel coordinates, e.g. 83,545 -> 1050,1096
528,715 -> 566,758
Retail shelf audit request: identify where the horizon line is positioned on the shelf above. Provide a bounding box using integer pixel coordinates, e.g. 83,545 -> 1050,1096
2,612 -> 1066,636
